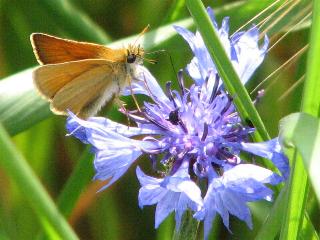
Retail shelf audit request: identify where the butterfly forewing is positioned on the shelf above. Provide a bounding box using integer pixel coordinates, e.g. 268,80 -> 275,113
31,32 -> 143,118
31,33 -> 126,64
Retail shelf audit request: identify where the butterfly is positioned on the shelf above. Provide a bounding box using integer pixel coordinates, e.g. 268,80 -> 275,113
31,30 -> 148,119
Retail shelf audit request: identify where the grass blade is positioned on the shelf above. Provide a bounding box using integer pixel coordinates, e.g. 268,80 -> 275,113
57,148 -> 94,217
38,0 -> 110,43
280,0 -> 320,238
301,0 -> 320,114
0,123 -> 78,240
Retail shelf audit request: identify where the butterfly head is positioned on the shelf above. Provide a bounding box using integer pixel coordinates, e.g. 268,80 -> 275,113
126,44 -> 144,64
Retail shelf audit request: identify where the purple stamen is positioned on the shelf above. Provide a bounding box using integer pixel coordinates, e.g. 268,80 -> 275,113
165,81 -> 178,108
177,70 -> 186,95
209,74 -> 220,104
201,123 -> 208,141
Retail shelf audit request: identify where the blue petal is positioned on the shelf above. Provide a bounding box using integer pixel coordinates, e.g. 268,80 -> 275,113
174,25 -> 214,84
221,190 -> 252,229
155,191 -> 178,228
175,193 -> 193,229
68,112 -> 160,138
218,17 -> 232,58
94,147 -> 143,190
66,111 -> 91,143
136,164 -> 203,230
136,166 -> 162,185
231,25 -> 269,84
241,138 -> 289,180
67,111 -> 159,150
88,130 -> 159,191
139,187 -> 167,208
196,164 -> 277,238
222,163 -> 282,186
122,66 -> 171,106
186,57 -> 203,84
66,112 -> 160,190
164,160 -> 203,206
206,7 -> 217,28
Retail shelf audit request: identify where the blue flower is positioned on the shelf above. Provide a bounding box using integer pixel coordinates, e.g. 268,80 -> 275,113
66,7 -> 289,238
174,7 -> 269,86
67,111 -> 162,191
137,159 -> 203,229
194,163 -> 281,239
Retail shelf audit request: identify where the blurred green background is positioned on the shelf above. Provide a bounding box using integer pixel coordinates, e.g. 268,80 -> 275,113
0,0 -> 313,239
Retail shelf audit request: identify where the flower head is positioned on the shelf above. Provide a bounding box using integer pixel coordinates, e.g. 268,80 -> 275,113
66,7 -> 288,239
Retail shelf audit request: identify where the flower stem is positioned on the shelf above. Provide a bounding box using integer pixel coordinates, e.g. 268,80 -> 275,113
173,211 -> 200,240
281,0 -> 320,238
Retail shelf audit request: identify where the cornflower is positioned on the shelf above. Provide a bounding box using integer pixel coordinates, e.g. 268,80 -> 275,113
66,7 -> 289,239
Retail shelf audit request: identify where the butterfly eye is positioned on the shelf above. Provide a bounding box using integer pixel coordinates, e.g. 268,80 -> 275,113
127,54 -> 136,63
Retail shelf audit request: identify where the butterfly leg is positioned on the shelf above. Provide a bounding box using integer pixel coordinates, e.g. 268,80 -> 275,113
127,76 -> 141,112
113,95 -> 127,110
114,96 -> 132,127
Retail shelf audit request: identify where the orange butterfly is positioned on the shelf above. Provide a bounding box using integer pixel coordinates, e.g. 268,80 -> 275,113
31,30 -> 147,118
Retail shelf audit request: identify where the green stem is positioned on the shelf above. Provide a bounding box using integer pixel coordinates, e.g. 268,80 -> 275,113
255,182 -> 288,240
280,153 -> 309,240
301,0 -> 320,115
173,211 -> 199,240
0,123 -> 78,240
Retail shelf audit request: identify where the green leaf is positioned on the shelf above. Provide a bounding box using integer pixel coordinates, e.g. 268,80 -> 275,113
255,184 -> 288,240
300,213 -> 320,240
0,123 -> 78,240
157,215 -> 174,240
0,68 -> 51,135
37,148 -> 94,240
162,0 -> 186,24
279,113 -> 320,202
280,0 -> 320,239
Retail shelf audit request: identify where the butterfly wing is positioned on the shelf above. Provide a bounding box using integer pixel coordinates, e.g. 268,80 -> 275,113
30,33 -> 126,64
33,59 -> 127,118
33,59 -> 106,100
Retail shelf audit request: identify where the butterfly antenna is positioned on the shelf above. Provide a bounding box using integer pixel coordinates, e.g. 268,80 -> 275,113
145,49 -> 178,81
143,57 -> 158,64
143,49 -> 166,64
133,24 -> 150,47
